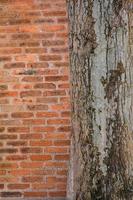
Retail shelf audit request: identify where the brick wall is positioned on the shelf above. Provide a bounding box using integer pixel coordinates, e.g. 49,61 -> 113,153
0,0 -> 71,199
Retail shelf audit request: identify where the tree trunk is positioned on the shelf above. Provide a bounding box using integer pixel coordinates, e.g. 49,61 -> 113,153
67,1 -> 133,200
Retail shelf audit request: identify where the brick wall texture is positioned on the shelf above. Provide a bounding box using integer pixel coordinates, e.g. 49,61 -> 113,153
0,0 -> 71,199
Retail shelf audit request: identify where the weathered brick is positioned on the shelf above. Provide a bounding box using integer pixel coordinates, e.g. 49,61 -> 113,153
0,148 -> 18,154
20,90 -> 41,98
1,192 -> 22,198
22,176 -> 43,183
27,104 -> 48,111
4,62 -> 25,69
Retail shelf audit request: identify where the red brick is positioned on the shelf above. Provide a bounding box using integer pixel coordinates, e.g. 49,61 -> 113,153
20,90 -> 41,98
22,76 -> 43,82
23,119 -> 45,125
20,133 -> 42,139
30,155 -> 52,161
24,192 -> 47,198
15,55 -> 37,62
1,192 -> 22,198
61,111 -> 71,117
6,155 -> 27,161
25,47 -> 47,54
0,91 -> 18,98
22,176 -> 43,183
0,113 -> 8,119
43,90 -> 66,96
0,148 -> 18,154
0,170 -> 6,175
9,169 -> 31,176
34,83 -> 56,89
45,162 -> 67,168
30,140 -> 52,147
0,184 -> 4,189
8,127 -> 29,133
0,163 -> 18,169
20,147 -> 42,154
47,119 -> 70,125
11,112 -> 33,118
57,169 -> 68,176
42,40 -> 65,46
4,62 -> 25,69
55,155 -> 70,161
33,126 -> 55,132
36,112 -> 59,118
44,147 -> 68,154
39,55 -> 62,61
20,162 -> 43,168
48,191 -> 66,197
43,11 -> 66,17
8,184 -> 30,190
54,140 -> 70,146
27,104 -> 48,111
45,133 -> 68,140
6,141 -> 27,146
45,75 -> 68,82
27,62 -> 49,68
58,126 -> 71,132
0,127 -> 5,132
43,25 -> 65,32
0,134 -> 17,140
0,48 -> 21,54
37,97 -> 58,104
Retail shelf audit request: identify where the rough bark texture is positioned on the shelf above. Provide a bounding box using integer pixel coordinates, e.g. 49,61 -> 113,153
67,0 -> 133,200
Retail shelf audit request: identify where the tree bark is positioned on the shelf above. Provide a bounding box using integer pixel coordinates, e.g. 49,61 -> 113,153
67,1 -> 133,200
